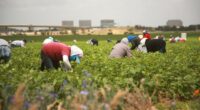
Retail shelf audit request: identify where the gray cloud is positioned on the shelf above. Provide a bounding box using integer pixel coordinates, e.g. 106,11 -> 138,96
0,0 -> 200,26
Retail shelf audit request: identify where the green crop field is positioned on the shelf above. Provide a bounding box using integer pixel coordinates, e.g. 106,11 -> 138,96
0,33 -> 200,109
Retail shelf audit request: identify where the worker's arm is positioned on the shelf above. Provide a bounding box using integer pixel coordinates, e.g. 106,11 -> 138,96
62,55 -> 72,71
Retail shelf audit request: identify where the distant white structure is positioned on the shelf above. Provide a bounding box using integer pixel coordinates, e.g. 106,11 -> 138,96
166,19 -> 183,28
101,19 -> 115,28
79,20 -> 92,28
62,20 -> 74,27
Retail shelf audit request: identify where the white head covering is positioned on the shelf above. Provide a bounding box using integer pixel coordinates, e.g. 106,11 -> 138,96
138,35 -> 143,39
48,36 -> 53,40
70,45 -> 83,57
43,37 -> 54,45
120,38 -> 129,45
143,30 -> 147,33
0,39 -> 9,46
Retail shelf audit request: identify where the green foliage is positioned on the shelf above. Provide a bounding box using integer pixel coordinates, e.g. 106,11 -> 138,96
0,35 -> 200,109
0,35 -> 124,42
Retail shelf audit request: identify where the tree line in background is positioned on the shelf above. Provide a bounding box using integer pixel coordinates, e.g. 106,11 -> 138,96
156,25 -> 200,31
134,24 -> 200,31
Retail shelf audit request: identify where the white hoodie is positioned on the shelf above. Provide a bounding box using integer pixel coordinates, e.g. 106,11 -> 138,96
70,45 -> 83,57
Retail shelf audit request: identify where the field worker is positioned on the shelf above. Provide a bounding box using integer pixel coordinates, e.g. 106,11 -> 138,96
87,39 -> 98,46
169,35 -> 176,43
116,39 -> 121,44
107,39 -> 112,43
143,30 -> 151,39
73,39 -> 77,43
109,38 -> 132,58
43,36 -> 54,45
179,38 -> 186,42
175,36 -> 180,42
159,34 -> 166,40
0,38 -> 11,63
40,42 -> 83,71
169,37 -> 176,43
11,39 -> 27,47
70,45 -> 83,64
142,38 -> 166,53
127,35 -> 140,50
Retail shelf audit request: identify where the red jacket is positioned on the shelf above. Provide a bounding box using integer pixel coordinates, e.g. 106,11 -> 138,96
42,42 -> 71,62
143,33 -> 151,39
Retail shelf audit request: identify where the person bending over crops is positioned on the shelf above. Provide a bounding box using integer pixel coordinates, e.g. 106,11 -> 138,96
139,38 -> 166,53
109,38 -> 132,58
127,35 -> 140,50
107,39 -> 112,43
40,42 -> 83,72
87,39 -> 98,46
0,38 -> 11,63
143,30 -> 151,39
169,35 -> 176,43
42,36 -> 54,45
125,36 -> 166,53
11,39 -> 27,47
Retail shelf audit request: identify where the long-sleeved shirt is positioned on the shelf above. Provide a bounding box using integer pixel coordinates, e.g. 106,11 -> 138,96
41,42 -> 71,62
11,40 -> 25,47
109,43 -> 132,58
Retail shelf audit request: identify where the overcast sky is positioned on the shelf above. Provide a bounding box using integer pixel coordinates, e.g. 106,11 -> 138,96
0,0 -> 200,27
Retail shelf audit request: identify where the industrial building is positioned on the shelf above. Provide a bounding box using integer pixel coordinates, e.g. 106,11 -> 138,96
62,20 -> 74,27
101,19 -> 115,28
79,20 -> 92,28
166,19 -> 183,28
